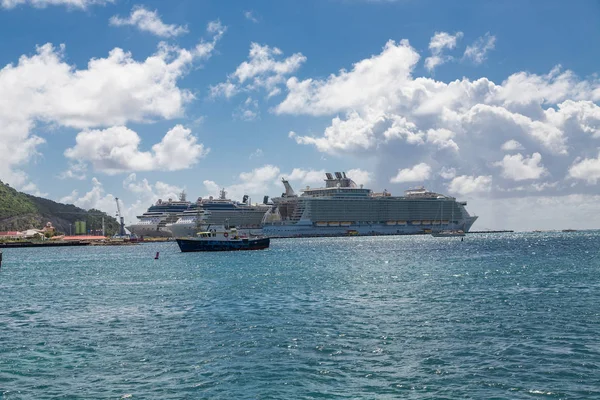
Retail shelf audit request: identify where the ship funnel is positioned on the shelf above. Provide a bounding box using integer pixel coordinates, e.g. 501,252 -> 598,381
334,172 -> 343,179
242,195 -> 249,203
325,172 -> 333,180
263,195 -> 269,204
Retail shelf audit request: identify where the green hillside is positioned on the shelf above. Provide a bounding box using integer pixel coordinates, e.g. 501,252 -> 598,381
0,181 -> 120,235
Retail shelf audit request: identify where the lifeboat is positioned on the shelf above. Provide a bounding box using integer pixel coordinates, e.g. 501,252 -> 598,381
316,222 -> 328,227
328,222 -> 340,226
411,220 -> 421,225
441,220 -> 449,225
397,220 -> 407,225
422,220 -> 432,225
340,222 -> 351,226
386,221 -> 397,225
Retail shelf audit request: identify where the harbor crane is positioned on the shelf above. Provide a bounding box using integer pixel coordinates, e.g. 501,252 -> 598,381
115,198 -> 126,237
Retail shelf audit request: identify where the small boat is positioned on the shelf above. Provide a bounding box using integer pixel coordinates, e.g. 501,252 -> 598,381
176,227 -> 270,252
431,230 -> 465,237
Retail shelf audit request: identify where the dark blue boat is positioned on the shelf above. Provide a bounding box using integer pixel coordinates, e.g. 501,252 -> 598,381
175,227 -> 270,252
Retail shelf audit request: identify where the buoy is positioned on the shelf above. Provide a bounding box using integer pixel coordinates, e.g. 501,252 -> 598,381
154,251 -> 160,260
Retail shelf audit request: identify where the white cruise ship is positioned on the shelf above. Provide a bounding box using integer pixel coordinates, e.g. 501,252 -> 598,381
165,189 -> 270,237
126,192 -> 191,238
262,172 -> 478,238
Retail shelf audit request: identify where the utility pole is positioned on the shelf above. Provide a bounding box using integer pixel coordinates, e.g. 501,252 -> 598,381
102,216 -> 105,237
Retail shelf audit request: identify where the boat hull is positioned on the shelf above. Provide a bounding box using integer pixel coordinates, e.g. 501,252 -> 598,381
263,217 -> 477,238
176,237 -> 270,252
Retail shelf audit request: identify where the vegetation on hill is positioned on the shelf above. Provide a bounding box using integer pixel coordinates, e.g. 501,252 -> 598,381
0,181 -> 120,235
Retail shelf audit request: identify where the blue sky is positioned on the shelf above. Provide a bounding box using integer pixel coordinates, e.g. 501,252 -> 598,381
1,0 -> 599,230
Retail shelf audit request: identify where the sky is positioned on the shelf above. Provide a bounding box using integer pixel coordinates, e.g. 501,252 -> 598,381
1,0 -> 600,231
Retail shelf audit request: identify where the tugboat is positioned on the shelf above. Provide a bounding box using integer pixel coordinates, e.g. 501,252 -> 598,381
175,226 -> 270,252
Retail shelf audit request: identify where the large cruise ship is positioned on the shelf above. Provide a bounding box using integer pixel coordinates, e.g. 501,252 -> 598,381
165,189 -> 270,237
262,172 -> 478,237
126,192 -> 191,237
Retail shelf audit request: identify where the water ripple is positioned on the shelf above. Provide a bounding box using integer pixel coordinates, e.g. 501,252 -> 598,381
1,232 -> 600,398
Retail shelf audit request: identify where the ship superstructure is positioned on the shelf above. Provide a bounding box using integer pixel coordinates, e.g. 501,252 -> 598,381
165,189 -> 270,237
262,172 -> 478,237
126,192 -> 191,237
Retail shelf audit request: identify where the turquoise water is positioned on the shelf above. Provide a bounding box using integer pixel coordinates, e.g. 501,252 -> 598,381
1,232 -> 600,399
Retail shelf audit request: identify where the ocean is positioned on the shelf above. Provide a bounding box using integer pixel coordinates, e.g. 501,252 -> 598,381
1,232 -> 599,399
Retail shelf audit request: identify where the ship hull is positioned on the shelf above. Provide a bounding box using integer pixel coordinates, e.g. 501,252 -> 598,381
263,218 -> 477,238
176,237 -> 270,252
126,224 -> 173,238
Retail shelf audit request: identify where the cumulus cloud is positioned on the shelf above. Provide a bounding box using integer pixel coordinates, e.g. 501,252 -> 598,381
463,33 -> 496,65
58,175 -> 186,228
1,0 -> 111,9
439,167 -> 456,180
0,22 -> 224,190
64,125 -> 209,175
390,163 -> 432,183
568,153 -> 600,184
273,36 -> 600,201
346,168 -> 372,186
448,175 -> 492,196
501,139 -> 524,151
424,31 -> 463,72
203,164 -> 281,202
210,42 -> 306,99
110,6 -> 188,38
493,152 -> 547,181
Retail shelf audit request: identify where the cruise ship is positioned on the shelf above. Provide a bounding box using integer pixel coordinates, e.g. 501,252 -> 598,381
126,192 -> 191,237
262,172 -> 478,237
165,189 -> 270,237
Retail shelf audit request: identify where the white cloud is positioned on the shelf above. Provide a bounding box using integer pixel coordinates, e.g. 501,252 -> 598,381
60,175 -> 186,228
568,153 -> 600,184
424,31 -> 463,72
463,33 -> 496,65
501,139 -> 524,151
244,10 -> 259,23
211,42 -> 306,99
346,168 -> 372,186
71,177 -> 116,214
493,152 -> 547,181
110,6 -> 188,38
249,148 -> 263,159
439,167 -> 456,179
390,163 -> 431,183
194,20 -> 227,60
234,97 -> 260,121
448,175 -> 492,196
276,39 -> 418,116
1,0 -> 111,9
426,128 -> 459,151
59,189 -> 79,204
59,162 -> 87,180
273,36 -> 600,202
64,125 -> 209,175
289,110 -> 384,154
0,22 -> 224,190
282,168 -> 326,187
203,164 -> 281,202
